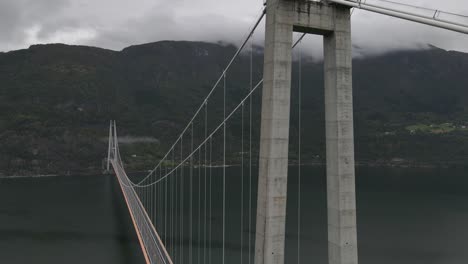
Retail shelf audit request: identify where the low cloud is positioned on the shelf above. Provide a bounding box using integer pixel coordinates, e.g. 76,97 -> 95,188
0,0 -> 467,57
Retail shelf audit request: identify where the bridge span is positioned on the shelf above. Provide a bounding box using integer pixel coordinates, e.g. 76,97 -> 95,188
106,1 -> 468,263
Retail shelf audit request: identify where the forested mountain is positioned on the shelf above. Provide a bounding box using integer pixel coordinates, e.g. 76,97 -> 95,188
1,41 -> 468,175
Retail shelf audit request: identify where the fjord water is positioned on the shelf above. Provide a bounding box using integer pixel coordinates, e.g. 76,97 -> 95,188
0,174 -> 145,264
284,166 -> 468,264
1,166 -> 468,263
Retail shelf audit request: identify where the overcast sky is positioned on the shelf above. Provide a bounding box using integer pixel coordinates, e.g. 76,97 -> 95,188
0,0 -> 467,57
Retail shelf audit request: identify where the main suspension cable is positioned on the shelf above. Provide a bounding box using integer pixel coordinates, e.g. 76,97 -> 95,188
131,7 -> 266,187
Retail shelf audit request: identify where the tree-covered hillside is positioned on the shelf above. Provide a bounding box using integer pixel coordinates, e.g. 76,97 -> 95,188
1,41 -> 468,175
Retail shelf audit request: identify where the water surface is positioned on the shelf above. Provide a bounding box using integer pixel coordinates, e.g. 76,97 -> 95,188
1,167 -> 468,264
0,174 -> 145,263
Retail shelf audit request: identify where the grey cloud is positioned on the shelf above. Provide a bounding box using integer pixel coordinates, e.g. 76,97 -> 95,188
0,1 -> 21,38
87,3 -> 259,51
350,5 -> 468,53
0,0 -> 72,50
36,18 -> 82,40
0,0 -> 467,57
87,4 -> 179,50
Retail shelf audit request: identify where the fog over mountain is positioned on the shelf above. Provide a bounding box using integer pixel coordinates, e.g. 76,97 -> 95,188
0,0 -> 467,56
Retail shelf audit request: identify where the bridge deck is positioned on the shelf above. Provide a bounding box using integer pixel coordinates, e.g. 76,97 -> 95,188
112,160 -> 172,264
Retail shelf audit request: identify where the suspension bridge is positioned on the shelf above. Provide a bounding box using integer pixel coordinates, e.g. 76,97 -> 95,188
106,0 -> 468,263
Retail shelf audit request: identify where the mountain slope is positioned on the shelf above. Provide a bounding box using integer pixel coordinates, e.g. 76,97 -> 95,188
1,41 -> 468,175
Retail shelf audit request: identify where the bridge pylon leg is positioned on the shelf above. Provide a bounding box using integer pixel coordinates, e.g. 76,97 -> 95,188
255,1 -> 358,264
254,1 -> 293,264
323,8 -> 358,264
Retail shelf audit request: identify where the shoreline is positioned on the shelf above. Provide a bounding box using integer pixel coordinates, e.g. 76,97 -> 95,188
2,159 -> 468,178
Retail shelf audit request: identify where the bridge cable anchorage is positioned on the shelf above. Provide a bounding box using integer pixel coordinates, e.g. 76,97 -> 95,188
329,0 -> 468,34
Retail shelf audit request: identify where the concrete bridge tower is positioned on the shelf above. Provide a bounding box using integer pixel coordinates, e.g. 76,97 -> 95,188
255,1 -> 358,264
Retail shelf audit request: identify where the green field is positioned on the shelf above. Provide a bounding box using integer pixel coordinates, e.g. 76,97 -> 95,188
405,123 -> 461,134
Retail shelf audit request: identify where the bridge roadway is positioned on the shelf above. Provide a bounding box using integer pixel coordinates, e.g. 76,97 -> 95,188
112,160 -> 173,264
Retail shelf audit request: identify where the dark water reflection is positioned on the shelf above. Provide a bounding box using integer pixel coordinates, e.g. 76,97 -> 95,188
282,166 -> 468,264
0,174 -> 145,264
130,166 -> 468,264
1,166 -> 468,264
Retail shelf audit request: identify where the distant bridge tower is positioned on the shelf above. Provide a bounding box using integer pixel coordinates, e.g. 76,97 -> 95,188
106,120 -> 113,173
255,1 -> 358,264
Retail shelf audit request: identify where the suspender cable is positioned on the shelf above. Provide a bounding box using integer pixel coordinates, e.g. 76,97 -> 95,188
152,172 -> 155,226
222,72 -> 227,264
132,8 -> 266,187
209,136 -> 213,264
248,34 -> 253,264
168,154 -> 171,253
297,38 -> 303,264
241,101 -> 245,264
162,171 -> 164,243
159,166 -> 162,235
178,141 -> 181,262
108,8 -> 267,263
163,167 -> 167,241
109,24 -> 305,259
148,181 -> 150,218
113,77 -> 269,261
165,165 -> 168,246
180,138 -> 184,264
204,101 -> 208,264
135,79 -> 263,187
173,149 -> 177,263
179,146 -> 182,261
190,122 -> 194,264
145,177 -> 148,221
149,173 -> 152,226
171,150 -> 175,255
154,173 -> 157,227
198,147 -> 202,264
